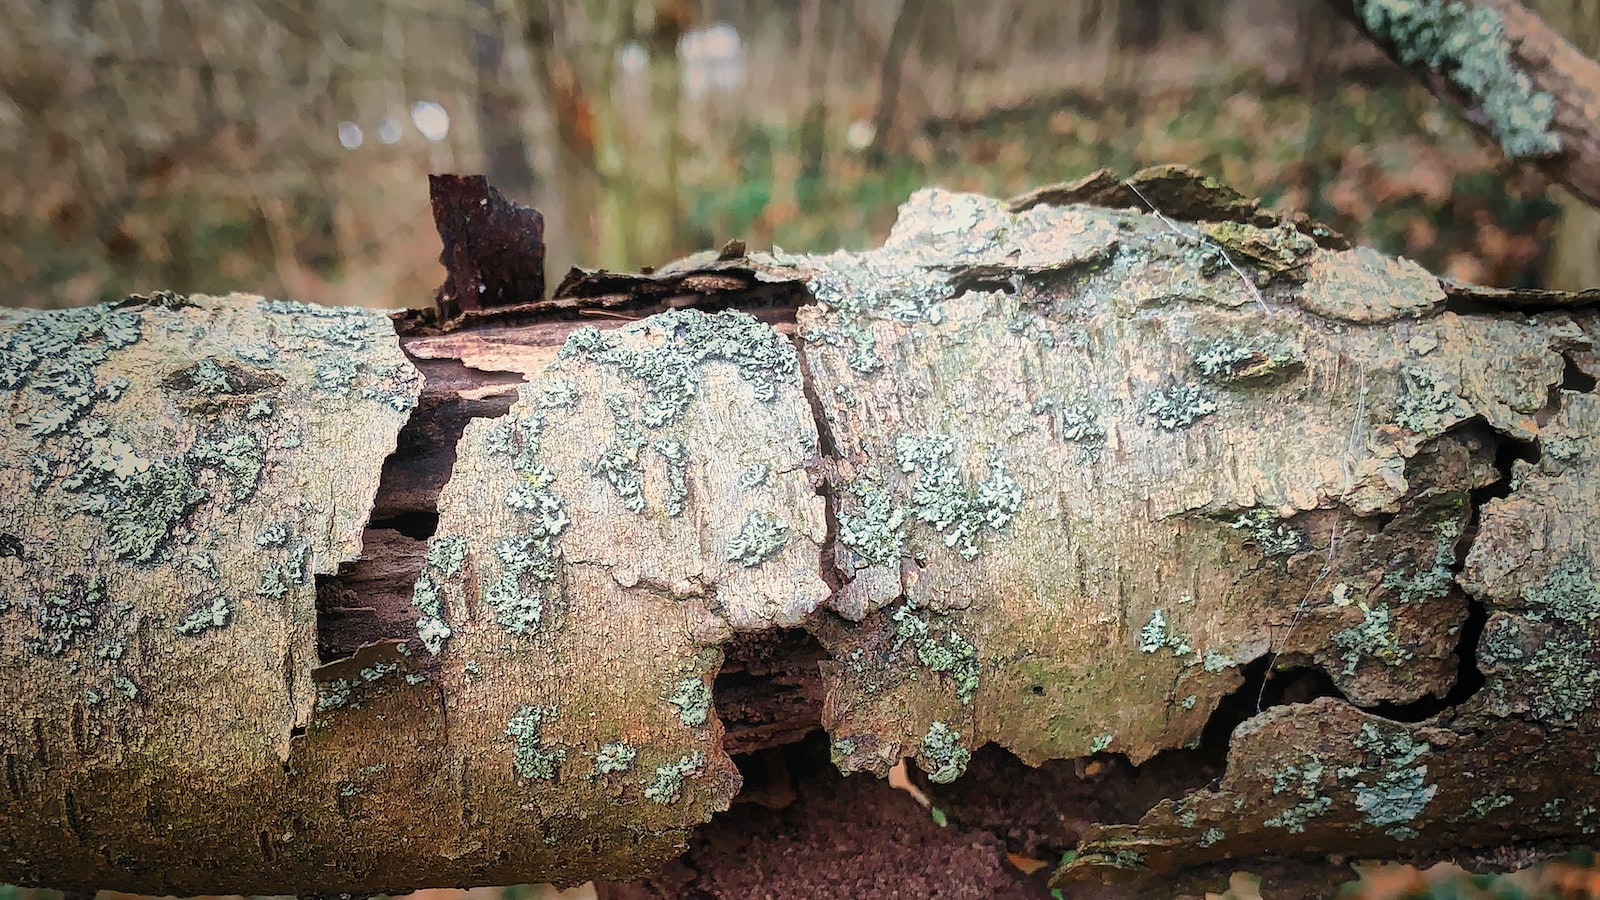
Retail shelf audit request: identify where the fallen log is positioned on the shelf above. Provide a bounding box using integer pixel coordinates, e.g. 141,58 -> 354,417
3,168 -> 1600,895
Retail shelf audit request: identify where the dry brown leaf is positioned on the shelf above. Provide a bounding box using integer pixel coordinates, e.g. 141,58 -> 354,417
1006,853 -> 1049,875
887,759 -> 931,810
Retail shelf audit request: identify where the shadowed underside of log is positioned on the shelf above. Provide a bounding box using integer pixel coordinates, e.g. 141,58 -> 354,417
3,168 -> 1600,895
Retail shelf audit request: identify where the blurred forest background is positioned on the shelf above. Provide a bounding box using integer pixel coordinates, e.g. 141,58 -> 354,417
1,0 -> 1597,312
4,3 -> 1600,898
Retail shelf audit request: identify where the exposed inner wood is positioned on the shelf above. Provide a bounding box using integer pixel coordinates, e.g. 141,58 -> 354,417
327,286 -> 825,757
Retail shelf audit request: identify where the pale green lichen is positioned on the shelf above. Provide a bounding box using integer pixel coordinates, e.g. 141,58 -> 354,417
837,480 -> 908,567
188,431 -> 264,505
1192,333 -> 1305,383
654,439 -> 689,517
304,675 -> 348,711
593,395 -> 648,512
1470,793 -> 1513,817
593,742 -> 637,775
506,705 -> 566,782
475,408 -> 572,639
1393,365 -> 1470,435
0,303 -> 142,439
560,308 -> 799,428
726,510 -> 789,567
174,596 -> 231,635
1031,398 -> 1107,446
1139,609 -> 1192,656
413,536 -> 468,654
1382,496 -> 1466,603
1265,758 -> 1332,833
894,435 -> 1022,560
891,603 -> 980,703
1229,508 -> 1306,557
1349,722 -> 1437,837
60,448 -> 207,564
426,535 -> 469,578
1199,828 -> 1225,847
921,721 -> 971,784
1333,602 -> 1412,676
667,676 -> 713,727
1202,650 -> 1235,673
1520,630 -> 1600,721
1144,383 -> 1217,430
1056,401 -> 1106,444
1090,733 -> 1114,753
256,534 -> 310,599
479,566 -> 538,609
359,661 -> 399,682
1524,554 -> 1600,623
643,751 -> 706,804
1356,0 -> 1560,159
738,464 -> 770,489
26,574 -> 105,656
533,378 -> 578,408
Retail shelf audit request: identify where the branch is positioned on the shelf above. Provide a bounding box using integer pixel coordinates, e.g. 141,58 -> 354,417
1325,0 -> 1600,207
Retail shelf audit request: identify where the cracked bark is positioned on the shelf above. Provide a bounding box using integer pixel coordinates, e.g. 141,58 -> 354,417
4,168 -> 1600,896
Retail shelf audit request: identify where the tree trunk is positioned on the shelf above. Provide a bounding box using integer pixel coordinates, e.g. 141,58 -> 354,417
4,167 -> 1600,896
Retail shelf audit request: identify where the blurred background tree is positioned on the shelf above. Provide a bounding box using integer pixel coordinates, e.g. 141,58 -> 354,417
0,0 -> 1590,310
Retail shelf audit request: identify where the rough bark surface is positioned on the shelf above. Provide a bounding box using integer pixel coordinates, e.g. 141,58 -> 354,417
3,169 -> 1600,895
0,294 -> 420,889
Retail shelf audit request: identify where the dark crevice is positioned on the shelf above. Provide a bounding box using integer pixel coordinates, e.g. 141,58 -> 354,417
367,512 -> 439,541
1361,428 -> 1527,722
316,350 -> 519,667
1562,353 -> 1598,393
1368,596 -> 1489,722
947,271 -> 1019,296
1215,656 -> 1333,743
714,628 -> 827,758
1477,432 -> 1540,506
4,753 -> 20,801
793,331 -> 845,599
62,789 -> 82,838
369,353 -> 522,522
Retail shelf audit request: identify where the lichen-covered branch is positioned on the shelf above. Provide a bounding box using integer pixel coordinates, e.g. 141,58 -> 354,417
1325,0 -> 1600,207
5,169 -> 1600,895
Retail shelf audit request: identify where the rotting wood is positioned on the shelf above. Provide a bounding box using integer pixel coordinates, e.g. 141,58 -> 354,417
4,168 -> 1600,895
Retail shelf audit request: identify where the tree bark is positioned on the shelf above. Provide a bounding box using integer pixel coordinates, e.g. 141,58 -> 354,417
4,168 -> 1600,896
1325,0 -> 1600,209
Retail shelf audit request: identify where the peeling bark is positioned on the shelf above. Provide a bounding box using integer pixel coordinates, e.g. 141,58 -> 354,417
5,169 -> 1600,895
